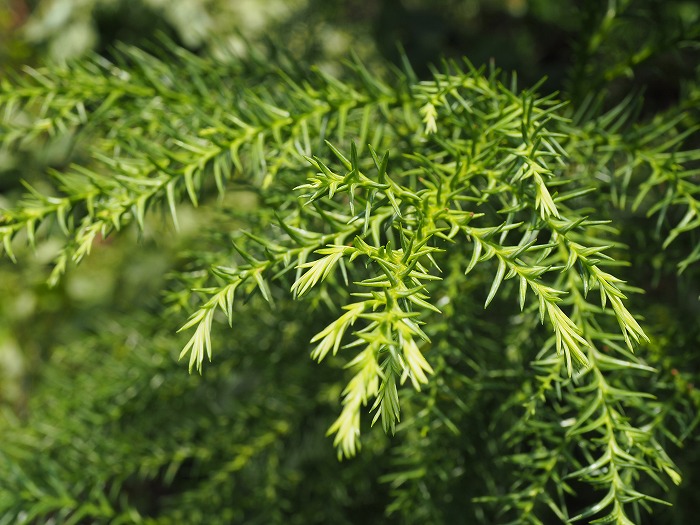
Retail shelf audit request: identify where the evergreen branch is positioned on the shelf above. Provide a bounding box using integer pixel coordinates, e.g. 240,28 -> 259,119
1,36 -> 694,523
0,47 -> 410,276
501,261 -> 679,523
462,225 -> 590,374
566,100 -> 700,273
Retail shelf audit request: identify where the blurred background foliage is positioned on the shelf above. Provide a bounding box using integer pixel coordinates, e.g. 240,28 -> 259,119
0,0 -> 699,523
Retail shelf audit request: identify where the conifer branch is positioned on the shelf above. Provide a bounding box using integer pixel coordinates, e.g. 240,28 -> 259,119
1,39 -> 696,523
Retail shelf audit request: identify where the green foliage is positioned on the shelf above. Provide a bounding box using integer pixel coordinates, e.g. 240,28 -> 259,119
1,2 -> 699,523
